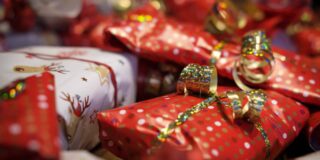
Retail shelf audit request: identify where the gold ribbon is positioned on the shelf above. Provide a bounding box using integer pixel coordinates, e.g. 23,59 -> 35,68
154,63 -> 270,159
205,0 -> 247,34
210,41 -> 225,65
233,30 -> 275,91
220,89 -> 266,122
176,64 -> 217,97
129,14 -> 153,23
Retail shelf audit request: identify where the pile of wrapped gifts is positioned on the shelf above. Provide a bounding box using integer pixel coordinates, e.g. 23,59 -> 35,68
1,0 -> 320,159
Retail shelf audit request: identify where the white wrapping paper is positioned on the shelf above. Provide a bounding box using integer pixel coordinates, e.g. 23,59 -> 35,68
0,46 -> 137,150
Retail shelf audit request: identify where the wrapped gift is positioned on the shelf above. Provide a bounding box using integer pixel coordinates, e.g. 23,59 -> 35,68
104,9 -> 320,105
98,64 -> 309,160
0,72 -> 60,160
104,4 -> 219,64
0,46 -> 137,150
163,0 -> 279,38
307,111 -> 320,151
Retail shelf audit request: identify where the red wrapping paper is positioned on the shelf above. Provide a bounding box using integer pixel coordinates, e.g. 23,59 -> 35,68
3,0 -> 36,32
254,0 -> 310,16
98,86 -> 309,159
63,15 -> 122,52
104,6 -> 320,106
104,5 -> 220,64
0,72 -> 60,160
215,47 -> 320,105
164,0 -> 215,25
63,0 -> 125,52
292,27 -> 320,57
307,111 -> 320,150
162,0 -> 281,37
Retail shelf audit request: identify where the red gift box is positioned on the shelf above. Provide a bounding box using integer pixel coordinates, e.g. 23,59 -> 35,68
103,6 -> 320,106
98,86 -> 309,159
0,72 -> 60,160
104,5 -> 218,64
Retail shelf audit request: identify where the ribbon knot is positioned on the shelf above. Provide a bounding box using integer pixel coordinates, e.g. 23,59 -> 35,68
155,30 -> 274,159
177,63 -> 267,123
155,63 -> 270,159
220,89 -> 267,123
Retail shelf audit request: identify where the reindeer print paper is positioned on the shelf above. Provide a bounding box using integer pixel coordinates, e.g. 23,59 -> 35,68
0,46 -> 137,150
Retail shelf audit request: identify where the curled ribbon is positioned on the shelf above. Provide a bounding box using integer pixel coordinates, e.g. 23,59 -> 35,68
233,30 -> 275,91
176,64 -> 217,97
153,63 -> 270,159
205,0 -> 247,34
220,89 -> 266,122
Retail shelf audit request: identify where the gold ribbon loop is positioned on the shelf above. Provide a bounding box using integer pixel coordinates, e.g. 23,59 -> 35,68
177,64 -> 217,96
220,89 -> 266,123
205,0 -> 247,34
244,89 -> 267,122
154,63 -> 270,159
225,91 -> 244,119
233,30 -> 275,90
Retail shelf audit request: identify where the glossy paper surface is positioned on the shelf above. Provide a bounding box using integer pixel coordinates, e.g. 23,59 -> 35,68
98,86 -> 309,159
104,6 -> 320,105
0,72 -> 60,160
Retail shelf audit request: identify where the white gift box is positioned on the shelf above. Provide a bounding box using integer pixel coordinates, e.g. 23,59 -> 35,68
0,46 -> 137,150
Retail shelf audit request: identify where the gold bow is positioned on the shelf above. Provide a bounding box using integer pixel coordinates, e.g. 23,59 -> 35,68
155,63 -> 270,159
219,89 -> 266,122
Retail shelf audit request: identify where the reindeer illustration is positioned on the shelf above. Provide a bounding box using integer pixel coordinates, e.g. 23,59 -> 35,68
14,62 -> 68,74
86,63 -> 110,86
60,92 -> 91,142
